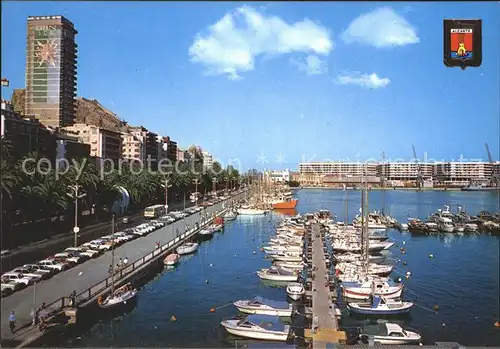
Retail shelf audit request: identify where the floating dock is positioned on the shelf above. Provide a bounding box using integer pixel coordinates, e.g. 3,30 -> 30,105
305,222 -> 347,347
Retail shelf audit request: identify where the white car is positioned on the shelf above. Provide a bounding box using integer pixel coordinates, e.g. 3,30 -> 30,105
149,220 -> 165,228
131,227 -> 149,236
1,278 -> 25,292
101,235 -> 123,245
83,240 -> 113,251
11,267 -> 45,281
23,264 -> 55,278
65,247 -> 100,258
38,259 -> 69,271
159,215 -> 176,224
53,252 -> 86,264
135,224 -> 154,234
1,272 -> 35,286
112,232 -> 135,242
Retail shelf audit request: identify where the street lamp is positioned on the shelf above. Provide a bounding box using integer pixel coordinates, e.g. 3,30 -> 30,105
161,178 -> 172,213
193,178 -> 200,207
67,184 -> 87,248
212,177 -> 218,196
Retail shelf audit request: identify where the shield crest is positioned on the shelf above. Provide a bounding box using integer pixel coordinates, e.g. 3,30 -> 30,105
443,19 -> 482,69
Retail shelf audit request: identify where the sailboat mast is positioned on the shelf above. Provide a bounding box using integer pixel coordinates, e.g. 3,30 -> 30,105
364,189 -> 369,269
111,214 -> 116,294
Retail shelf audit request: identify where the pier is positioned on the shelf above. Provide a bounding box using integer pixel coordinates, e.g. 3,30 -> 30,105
306,222 -> 346,347
0,191 -> 246,348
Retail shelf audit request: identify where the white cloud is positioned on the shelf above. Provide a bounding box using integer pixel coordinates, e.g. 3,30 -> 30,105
341,7 -> 419,48
336,72 -> 390,89
189,6 -> 333,79
290,55 -> 328,75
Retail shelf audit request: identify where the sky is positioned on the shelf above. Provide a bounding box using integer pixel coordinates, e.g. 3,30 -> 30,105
2,1 -> 499,171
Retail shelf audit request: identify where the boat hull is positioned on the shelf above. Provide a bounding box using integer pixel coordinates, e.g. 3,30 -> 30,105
99,290 -> 138,309
257,272 -> 298,282
272,199 -> 298,210
235,306 -> 292,317
222,327 -> 289,341
342,285 -> 403,300
237,209 -> 267,215
348,304 -> 412,315
176,243 -> 199,255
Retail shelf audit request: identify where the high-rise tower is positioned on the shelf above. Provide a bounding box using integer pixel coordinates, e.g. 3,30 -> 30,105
25,15 -> 77,127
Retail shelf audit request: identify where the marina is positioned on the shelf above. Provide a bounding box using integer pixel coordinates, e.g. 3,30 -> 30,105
46,188 -> 500,347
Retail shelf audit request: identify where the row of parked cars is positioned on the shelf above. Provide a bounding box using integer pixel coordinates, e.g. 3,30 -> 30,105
0,194 -> 238,298
0,219 -> 167,298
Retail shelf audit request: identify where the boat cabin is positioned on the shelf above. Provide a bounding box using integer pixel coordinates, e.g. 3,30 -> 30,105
249,296 -> 290,310
267,267 -> 296,276
239,314 -> 288,332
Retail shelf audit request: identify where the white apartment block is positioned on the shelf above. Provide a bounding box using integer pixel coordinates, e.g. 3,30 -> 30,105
202,151 -> 213,170
299,162 -> 378,177
264,169 -> 291,183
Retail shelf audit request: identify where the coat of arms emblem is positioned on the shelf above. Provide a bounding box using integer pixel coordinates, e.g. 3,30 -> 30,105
443,19 -> 482,70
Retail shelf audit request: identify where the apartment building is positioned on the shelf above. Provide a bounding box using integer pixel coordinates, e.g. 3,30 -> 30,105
121,132 -> 144,161
163,136 -> 178,162
25,16 -> 78,127
434,162 -> 494,185
299,162 -> 378,177
202,151 -> 213,170
62,123 -> 122,160
55,132 -> 90,166
264,169 -> 291,183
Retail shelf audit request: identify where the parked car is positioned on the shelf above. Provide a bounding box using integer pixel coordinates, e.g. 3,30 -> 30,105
22,264 -> 55,278
101,235 -> 123,246
1,272 -> 35,286
1,277 -> 25,293
38,259 -> 69,271
83,240 -> 113,251
65,247 -> 100,258
159,215 -> 176,224
11,267 -> 47,280
53,252 -> 87,264
112,232 -> 135,242
149,220 -> 165,228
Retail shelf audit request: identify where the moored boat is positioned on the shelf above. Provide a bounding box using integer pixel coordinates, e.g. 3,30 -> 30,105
238,206 -> 267,215
359,323 -> 421,345
176,242 -> 199,255
348,296 -> 413,315
272,199 -> 298,210
286,282 -> 305,300
221,314 -> 291,341
98,283 -> 137,309
257,267 -> 298,282
341,278 -> 404,300
233,296 -> 293,316
224,210 -> 237,221
163,253 -> 179,266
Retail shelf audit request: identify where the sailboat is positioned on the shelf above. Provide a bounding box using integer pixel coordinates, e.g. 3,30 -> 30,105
98,215 -> 138,309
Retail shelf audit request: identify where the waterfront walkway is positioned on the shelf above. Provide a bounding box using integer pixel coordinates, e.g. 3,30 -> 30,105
308,223 -> 346,348
0,192 -> 245,345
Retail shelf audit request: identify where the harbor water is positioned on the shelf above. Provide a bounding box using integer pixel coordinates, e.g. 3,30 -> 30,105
65,189 -> 500,347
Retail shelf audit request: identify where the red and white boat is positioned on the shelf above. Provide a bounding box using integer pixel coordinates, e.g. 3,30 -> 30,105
271,197 -> 298,210
164,253 -> 180,266
341,277 -> 404,300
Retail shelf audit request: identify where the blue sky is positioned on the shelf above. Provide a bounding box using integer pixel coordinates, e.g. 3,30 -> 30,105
2,1 -> 499,170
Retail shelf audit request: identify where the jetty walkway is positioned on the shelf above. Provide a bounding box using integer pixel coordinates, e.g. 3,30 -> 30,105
307,222 -> 346,347
0,191 -> 245,347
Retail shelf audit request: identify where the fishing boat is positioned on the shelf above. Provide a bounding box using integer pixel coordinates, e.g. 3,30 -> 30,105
221,314 -> 291,341
347,296 -> 413,315
163,253 -> 179,266
176,242 -> 199,255
359,323 -> 422,345
286,282 -> 305,300
98,283 -> 138,309
271,198 -> 298,210
257,267 -> 298,282
341,278 -> 404,300
233,296 -> 293,316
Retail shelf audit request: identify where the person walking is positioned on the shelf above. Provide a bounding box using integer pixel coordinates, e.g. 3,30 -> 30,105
118,258 -> 123,269
9,311 -> 16,333
123,256 -> 129,267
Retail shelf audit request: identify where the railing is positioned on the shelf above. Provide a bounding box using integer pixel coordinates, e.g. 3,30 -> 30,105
38,207 -> 233,320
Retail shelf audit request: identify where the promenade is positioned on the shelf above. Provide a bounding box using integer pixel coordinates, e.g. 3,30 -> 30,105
0,191 -> 245,344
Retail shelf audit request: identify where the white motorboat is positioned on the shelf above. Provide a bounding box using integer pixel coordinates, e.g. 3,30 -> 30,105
211,223 -> 224,232
341,277 -> 404,300
273,261 -> 305,270
333,241 -> 394,253
176,242 -> 199,255
98,283 -> 137,309
224,210 -> 237,221
237,206 -> 267,215
438,221 -> 455,233
348,296 -> 413,315
221,314 -> 291,341
271,252 -> 303,263
199,227 -> 215,236
399,223 -> 409,231
163,253 -> 179,266
234,296 -> 293,316
455,224 -> 465,233
334,253 -> 385,264
464,223 -> 478,232
257,267 -> 298,282
359,323 -> 422,345
286,282 -> 305,300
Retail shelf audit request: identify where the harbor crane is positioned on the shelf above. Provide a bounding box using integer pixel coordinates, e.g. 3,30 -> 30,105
485,143 -> 499,187
412,144 -> 423,191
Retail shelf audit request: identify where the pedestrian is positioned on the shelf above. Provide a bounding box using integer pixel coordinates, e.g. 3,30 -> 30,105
9,311 -> 16,333
176,228 -> 179,237
70,290 -> 77,307
123,256 -> 129,267
108,264 -> 113,275
118,258 -> 123,269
